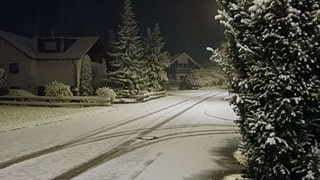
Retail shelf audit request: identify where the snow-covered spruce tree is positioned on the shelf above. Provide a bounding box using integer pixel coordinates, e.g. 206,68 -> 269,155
144,23 -> 170,91
80,55 -> 94,96
215,0 -> 320,179
0,68 -> 8,96
107,0 -> 148,97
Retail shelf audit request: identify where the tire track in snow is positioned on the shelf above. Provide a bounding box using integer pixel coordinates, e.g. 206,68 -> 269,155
52,92 -> 225,180
68,123 -> 237,148
0,92 -> 215,169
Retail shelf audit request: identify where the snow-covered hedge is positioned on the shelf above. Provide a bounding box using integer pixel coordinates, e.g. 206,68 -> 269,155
0,68 -> 8,96
44,81 -> 73,97
96,87 -> 116,103
215,0 -> 320,179
180,68 -> 226,90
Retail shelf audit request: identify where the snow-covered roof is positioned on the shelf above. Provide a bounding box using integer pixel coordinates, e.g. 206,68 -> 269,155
0,30 -> 38,58
170,52 -> 202,68
0,30 -> 99,60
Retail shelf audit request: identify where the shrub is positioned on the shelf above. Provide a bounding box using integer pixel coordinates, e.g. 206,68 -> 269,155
96,87 -> 116,103
180,68 -> 226,90
79,55 -> 94,96
0,68 -> 8,96
44,81 -> 73,97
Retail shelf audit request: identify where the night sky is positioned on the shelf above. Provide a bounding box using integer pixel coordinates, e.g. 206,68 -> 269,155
0,0 -> 224,64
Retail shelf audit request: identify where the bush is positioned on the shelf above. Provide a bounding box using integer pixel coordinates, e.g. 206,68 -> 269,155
96,87 -> 116,103
180,68 -> 226,90
79,55 -> 94,96
0,68 -> 8,96
44,81 -> 73,97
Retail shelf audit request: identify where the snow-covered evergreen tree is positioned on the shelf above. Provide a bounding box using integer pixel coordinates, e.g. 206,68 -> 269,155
144,23 -> 170,91
107,0 -> 148,97
0,68 -> 8,96
79,55 -> 94,96
215,0 -> 320,179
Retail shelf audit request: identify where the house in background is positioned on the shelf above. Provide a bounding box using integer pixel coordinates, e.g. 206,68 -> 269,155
0,30 -> 107,95
166,52 -> 201,82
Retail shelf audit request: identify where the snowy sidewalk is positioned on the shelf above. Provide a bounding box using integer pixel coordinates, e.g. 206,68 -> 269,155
133,134 -> 241,180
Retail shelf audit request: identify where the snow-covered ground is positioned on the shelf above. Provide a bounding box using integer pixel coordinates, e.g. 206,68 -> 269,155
0,89 -> 114,132
0,90 -> 243,180
0,105 -> 113,132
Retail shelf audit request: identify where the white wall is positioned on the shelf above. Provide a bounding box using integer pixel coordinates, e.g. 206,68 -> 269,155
36,60 -> 77,87
0,38 -> 81,94
0,38 -> 36,93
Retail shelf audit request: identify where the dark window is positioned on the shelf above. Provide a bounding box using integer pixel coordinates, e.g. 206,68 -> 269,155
183,63 -> 187,68
9,63 -> 19,73
44,41 -> 57,51
38,38 -> 76,53
10,86 -> 20,89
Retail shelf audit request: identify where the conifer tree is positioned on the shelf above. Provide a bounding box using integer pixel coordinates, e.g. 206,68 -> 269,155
144,23 -> 170,91
214,0 -> 320,179
79,55 -> 94,96
107,0 -> 148,96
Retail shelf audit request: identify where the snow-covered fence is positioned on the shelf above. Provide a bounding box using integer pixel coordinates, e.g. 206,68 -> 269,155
0,90 -> 167,106
0,96 -> 111,107
131,90 -> 167,102
113,90 -> 167,103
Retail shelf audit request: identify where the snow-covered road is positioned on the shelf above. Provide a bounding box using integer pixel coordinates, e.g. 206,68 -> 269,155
0,90 -> 241,180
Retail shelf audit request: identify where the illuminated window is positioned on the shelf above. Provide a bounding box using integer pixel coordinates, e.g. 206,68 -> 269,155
9,63 -> 19,73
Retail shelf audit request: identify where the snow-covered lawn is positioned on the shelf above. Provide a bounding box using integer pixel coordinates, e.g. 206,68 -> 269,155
0,105 -> 110,132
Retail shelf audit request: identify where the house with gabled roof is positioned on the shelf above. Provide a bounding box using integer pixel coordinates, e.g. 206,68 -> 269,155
166,52 -> 201,82
0,30 -> 107,95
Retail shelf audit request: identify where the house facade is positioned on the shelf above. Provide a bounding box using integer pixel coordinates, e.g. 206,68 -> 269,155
166,52 -> 201,82
0,30 -> 107,95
